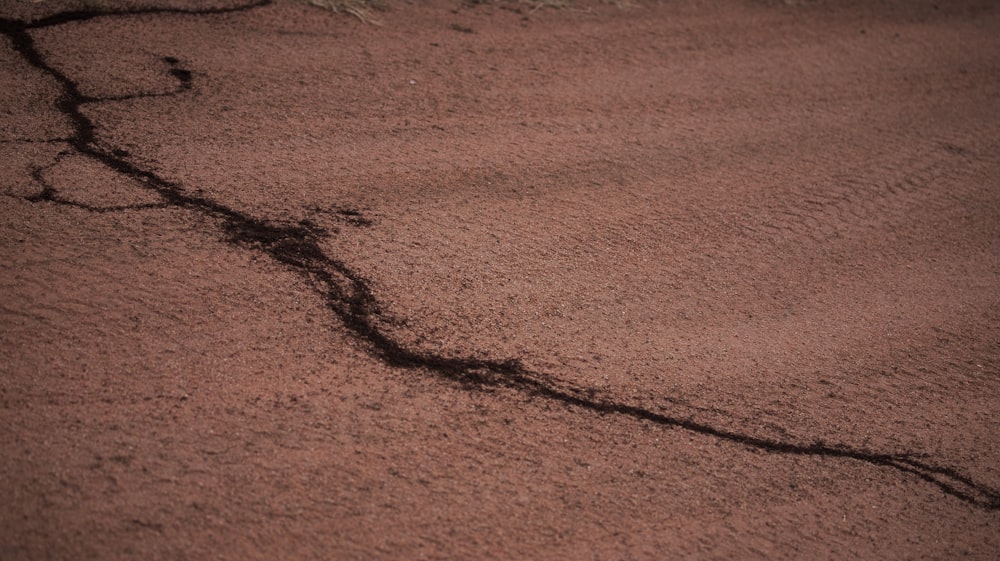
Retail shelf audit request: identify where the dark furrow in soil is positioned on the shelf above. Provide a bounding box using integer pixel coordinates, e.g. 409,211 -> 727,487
2,2 -> 998,510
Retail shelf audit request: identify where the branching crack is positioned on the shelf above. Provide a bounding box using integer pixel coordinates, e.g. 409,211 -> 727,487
2,1 -> 997,511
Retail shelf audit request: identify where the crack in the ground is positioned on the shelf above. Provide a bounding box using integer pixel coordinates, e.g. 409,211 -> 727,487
26,151 -> 171,213
2,2 -> 998,511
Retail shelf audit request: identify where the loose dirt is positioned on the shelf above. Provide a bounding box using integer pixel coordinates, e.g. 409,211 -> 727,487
1,0 -> 999,559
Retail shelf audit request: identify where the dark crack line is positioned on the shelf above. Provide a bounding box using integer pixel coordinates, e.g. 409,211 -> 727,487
26,152 -> 170,213
79,56 -> 193,103
2,3 -> 998,511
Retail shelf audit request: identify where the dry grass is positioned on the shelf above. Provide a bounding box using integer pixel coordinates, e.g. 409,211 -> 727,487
307,0 -> 384,25
306,0 -> 597,23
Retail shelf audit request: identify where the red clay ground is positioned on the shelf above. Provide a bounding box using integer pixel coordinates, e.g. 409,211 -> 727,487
1,0 -> 999,558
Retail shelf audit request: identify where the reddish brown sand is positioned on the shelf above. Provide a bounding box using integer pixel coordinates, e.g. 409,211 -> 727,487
1,0 -> 999,558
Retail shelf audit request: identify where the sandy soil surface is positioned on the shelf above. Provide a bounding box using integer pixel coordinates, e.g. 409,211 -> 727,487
2,0 -> 999,558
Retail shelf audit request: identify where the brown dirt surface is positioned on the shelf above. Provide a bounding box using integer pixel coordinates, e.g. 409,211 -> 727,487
2,0 -> 999,558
